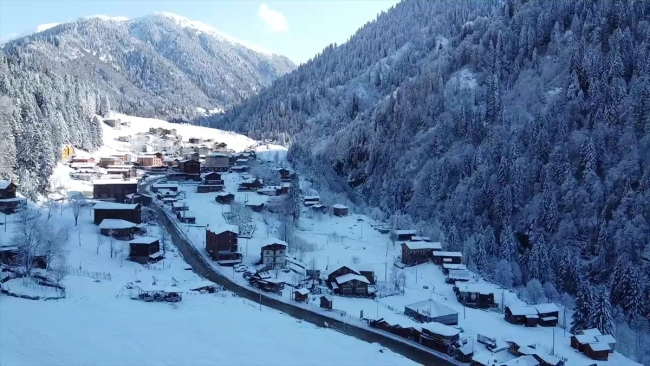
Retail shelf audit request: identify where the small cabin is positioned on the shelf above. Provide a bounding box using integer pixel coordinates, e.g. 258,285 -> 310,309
392,229 -> 417,241
432,251 -> 463,265
583,342 -> 610,361
454,282 -> 496,309
320,295 -> 333,310
401,241 -> 443,266
505,305 -> 539,327
404,299 -> 458,325
303,196 -> 320,206
128,237 -> 162,264
534,303 -> 560,327
332,204 -> 349,217
293,288 -> 309,302
125,193 -> 153,206
203,172 -> 223,185
93,202 -> 141,225
98,219 -> 137,240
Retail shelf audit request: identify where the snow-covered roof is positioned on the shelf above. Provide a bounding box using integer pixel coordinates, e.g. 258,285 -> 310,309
394,229 -> 417,235
208,153 -> 230,157
447,269 -> 472,280
335,273 -> 369,285
93,180 -> 138,185
405,299 -> 457,318
588,342 -> 611,352
304,195 -> 319,200
216,192 -> 234,197
507,304 -> 539,316
214,224 -> 239,235
420,322 -> 460,337
321,295 -> 333,301
0,180 -> 12,189
533,352 -> 561,366
149,251 -> 164,259
326,265 -> 360,277
98,219 -> 136,229
236,158 -> 248,162
94,202 -> 139,210
442,263 -> 467,270
578,328 -> 603,337
100,174 -> 124,180
403,241 -> 442,250
410,236 -> 432,241
595,334 -> 617,344
294,288 -> 310,295
261,238 -> 287,248
573,334 -> 597,344
332,204 -> 348,209
501,355 -> 540,366
533,303 -> 559,314
172,201 -> 188,208
432,251 -> 463,257
455,282 -> 497,295
152,183 -> 179,188
188,281 -> 216,290
129,236 -> 159,245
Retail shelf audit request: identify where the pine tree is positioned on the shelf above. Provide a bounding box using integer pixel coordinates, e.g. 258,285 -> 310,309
571,277 -> 594,334
589,292 -> 615,336
288,174 -> 301,226
473,232 -> 488,276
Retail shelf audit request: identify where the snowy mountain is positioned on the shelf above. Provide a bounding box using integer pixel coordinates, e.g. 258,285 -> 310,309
204,0 -> 650,363
1,13 -> 295,119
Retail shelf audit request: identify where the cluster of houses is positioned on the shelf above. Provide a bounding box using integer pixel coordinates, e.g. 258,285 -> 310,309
569,328 -> 617,361
470,336 -> 566,366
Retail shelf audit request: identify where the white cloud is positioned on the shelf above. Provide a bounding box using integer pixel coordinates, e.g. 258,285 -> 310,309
257,3 -> 288,33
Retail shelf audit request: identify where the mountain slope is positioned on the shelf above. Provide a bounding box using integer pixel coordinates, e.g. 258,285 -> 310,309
205,1 -> 650,363
1,13 -> 295,119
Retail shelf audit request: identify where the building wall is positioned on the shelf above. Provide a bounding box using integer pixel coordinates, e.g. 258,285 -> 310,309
93,183 -> 138,202
93,207 -> 142,225
0,184 -> 17,199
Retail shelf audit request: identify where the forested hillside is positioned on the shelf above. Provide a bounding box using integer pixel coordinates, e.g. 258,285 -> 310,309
207,0 -> 650,362
0,52 -> 103,198
2,13 -> 295,120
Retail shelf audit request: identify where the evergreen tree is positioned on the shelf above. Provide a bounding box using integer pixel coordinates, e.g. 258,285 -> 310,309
571,277 -> 595,334
589,292 -> 615,336
288,174 -> 301,226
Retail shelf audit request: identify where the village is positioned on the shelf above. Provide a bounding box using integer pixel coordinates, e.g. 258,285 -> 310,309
0,114 -> 637,366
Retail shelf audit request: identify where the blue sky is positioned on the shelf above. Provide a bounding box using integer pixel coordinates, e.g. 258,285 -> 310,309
0,0 -> 400,64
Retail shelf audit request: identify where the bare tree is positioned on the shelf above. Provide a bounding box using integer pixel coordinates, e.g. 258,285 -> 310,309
43,197 -> 59,221
42,223 -> 70,268
69,193 -> 86,226
96,234 -> 106,255
12,209 -> 44,275
108,230 -> 116,258
50,252 -> 68,287
351,255 -> 361,264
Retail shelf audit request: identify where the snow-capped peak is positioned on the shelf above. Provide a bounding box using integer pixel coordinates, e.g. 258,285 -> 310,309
35,23 -> 61,33
82,15 -> 129,22
140,12 -> 273,55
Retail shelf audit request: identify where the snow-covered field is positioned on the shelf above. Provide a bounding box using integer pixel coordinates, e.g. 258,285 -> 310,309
163,168 -> 637,366
0,115 -> 418,366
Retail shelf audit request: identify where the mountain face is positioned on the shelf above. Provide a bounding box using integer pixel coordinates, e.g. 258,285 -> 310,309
2,13 -> 295,119
207,0 -> 650,359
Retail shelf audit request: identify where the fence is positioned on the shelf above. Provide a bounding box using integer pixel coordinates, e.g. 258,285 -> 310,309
66,266 -> 112,281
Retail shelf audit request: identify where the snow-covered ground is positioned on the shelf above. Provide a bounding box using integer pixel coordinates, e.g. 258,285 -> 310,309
162,167 -> 637,366
0,115 -> 418,366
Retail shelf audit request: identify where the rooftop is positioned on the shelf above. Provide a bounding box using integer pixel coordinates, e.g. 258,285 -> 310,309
335,273 -> 369,285
93,180 -> 138,185
98,219 -> 137,229
332,204 -> 348,209
394,229 -> 417,235
129,236 -> 159,245
432,251 -> 463,257
588,342 -> 611,352
0,180 -> 13,189
507,304 -> 539,316
420,322 -> 460,337
533,303 -> 559,314
261,238 -> 287,248
295,288 -> 310,295
405,299 -> 458,318
403,241 -> 443,250
93,202 -> 139,210
214,224 -> 239,235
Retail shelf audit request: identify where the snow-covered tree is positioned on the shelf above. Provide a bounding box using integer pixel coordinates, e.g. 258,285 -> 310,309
571,278 -> 595,334
590,292 -> 615,336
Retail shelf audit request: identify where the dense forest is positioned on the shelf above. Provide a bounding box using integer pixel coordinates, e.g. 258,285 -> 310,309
0,52 -> 104,198
206,0 -> 650,362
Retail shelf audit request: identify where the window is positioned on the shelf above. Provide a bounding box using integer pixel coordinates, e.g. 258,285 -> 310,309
265,250 -> 272,256
278,250 -> 284,255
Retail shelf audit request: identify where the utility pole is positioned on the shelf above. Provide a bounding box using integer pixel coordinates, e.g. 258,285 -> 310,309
384,262 -> 388,282
552,327 -> 555,355
259,287 -> 262,311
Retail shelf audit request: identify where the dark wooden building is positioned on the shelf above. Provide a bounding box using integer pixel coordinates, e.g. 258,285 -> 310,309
583,342 -> 610,361
150,183 -> 180,193
93,202 -> 141,225
505,305 -> 539,327
203,172 -> 224,185
320,295 -> 333,309
293,287 -> 309,302
534,303 -> 560,327
128,237 -> 162,264
98,219 -> 137,239
392,229 -> 417,241
125,193 -> 153,206
453,282 -> 496,309
93,180 -> 138,202
215,193 -> 235,204
205,225 -> 242,265
179,159 -> 201,176
0,181 -> 17,199
432,251 -> 463,265
274,167 -> 294,181
332,204 -> 349,217
0,181 -> 26,214
401,241 -> 443,266
238,178 -> 263,191
326,265 -> 372,296
404,299 -> 459,325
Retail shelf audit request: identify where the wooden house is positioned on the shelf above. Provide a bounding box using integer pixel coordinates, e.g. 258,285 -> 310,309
205,225 -> 242,265
0,181 -> 26,214
392,229 -> 417,241
176,210 -> 196,224
215,193 -> 235,204
203,172 -> 223,185
274,167 -> 294,181
98,156 -> 122,168
320,295 -> 333,309
505,305 -> 539,327
259,238 -> 287,269
230,165 -> 248,173
179,159 -> 201,176
454,343 -> 474,364
249,271 -> 284,292
107,165 -> 136,178
0,180 -> 17,198
446,269 -> 472,283
404,299 -> 459,325
125,193 -> 153,206
570,331 -> 599,352
171,201 -> 189,214
326,265 -> 372,296
595,334 -> 616,352
332,204 -> 349,217
98,219 -> 137,240
533,303 -> 560,327
419,322 -> 461,353
93,202 -> 141,225
441,263 -> 467,275
71,156 -> 95,164
293,287 -> 310,302
432,251 -> 463,265
128,237 -> 162,264
150,183 -> 179,193
204,153 -> 230,172
92,180 -> 138,202
103,118 -> 121,128
257,186 -> 281,196
583,342 -> 610,361
401,241 -> 443,265
454,282 -> 496,309
310,204 -> 328,214
188,137 -> 201,144
239,178 -> 263,191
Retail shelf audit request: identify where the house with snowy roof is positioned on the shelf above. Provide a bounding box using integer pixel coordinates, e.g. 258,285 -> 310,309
259,238 -> 287,269
326,265 -> 373,297
93,202 -> 141,225
98,219 -> 137,239
128,237 -> 162,264
205,225 -> 241,265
